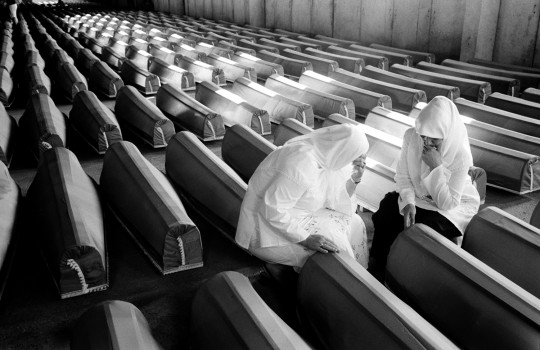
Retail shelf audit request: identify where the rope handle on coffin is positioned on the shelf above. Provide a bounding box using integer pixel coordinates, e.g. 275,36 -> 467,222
67,258 -> 88,294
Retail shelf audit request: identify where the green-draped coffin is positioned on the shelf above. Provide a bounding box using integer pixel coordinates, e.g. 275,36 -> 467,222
70,90 -> 122,154
463,206 -> 540,299
148,57 -> 195,90
56,62 -> 88,102
281,48 -> 339,76
298,253 -> 458,350
24,64 -> 51,96
165,131 -> 247,242
155,84 -> 225,141
119,59 -> 161,95
101,141 -> 203,274
485,92 -> 540,120
191,271 -> 311,350
88,61 -> 124,98
25,147 -> 108,298
71,300 -> 161,350
386,224 -> 540,350
0,102 -> 15,166
256,50 -> 313,78
231,52 -> 284,81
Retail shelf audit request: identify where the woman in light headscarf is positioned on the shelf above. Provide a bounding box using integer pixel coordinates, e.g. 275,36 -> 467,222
236,124 -> 370,270
369,96 -> 480,277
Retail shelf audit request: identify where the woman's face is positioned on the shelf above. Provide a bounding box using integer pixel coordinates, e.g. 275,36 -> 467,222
421,135 -> 443,150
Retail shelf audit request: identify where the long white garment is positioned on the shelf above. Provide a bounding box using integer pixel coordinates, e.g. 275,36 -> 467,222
395,97 -> 480,233
235,124 -> 369,268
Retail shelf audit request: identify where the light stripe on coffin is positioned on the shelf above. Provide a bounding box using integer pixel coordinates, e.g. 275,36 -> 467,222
280,48 -> 339,76
115,85 -> 174,148
55,62 -> 88,102
299,70 -> 392,117
231,77 -> 314,127
485,92 -> 540,120
298,253 -> 458,350
206,53 -> 257,82
71,300 -> 161,350
25,147 -> 108,298
216,40 -> 257,56
101,141 -> 203,274
231,52 -> 284,81
348,44 -> 413,67
265,74 -> 354,120
148,57 -> 195,91
314,34 -> 357,47
361,65 -> 459,101
170,43 -> 207,61
70,90 -> 122,155
256,50 -> 312,78
195,80 -> 271,135
368,44 -> 436,65
327,46 -> 388,70
155,84 -> 225,141
386,224 -> 540,350
24,63 -> 51,96
119,59 -> 161,95
191,271 -> 311,350
124,45 -> 152,70
304,48 -> 365,74
88,61 -> 124,98
195,42 -> 234,59
147,43 -> 176,64
236,39 -> 280,54
165,131 -> 247,243
174,55 -> 225,86
328,68 -> 427,113
463,207 -> 540,299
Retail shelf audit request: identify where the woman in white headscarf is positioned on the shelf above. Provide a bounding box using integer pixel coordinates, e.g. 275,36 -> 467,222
236,124 -> 370,270
369,96 -> 480,277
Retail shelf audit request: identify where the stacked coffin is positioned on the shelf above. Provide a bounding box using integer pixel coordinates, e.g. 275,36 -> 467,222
25,147 -> 108,298
100,141 -> 203,274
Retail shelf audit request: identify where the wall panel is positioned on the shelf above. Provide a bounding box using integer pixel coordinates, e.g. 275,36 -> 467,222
221,0 -> 234,22
169,0 -> 184,15
391,0 -> 431,51
311,0 -> 333,36
233,0 -> 247,24
360,0 -> 393,45
429,0 -> 465,60
204,0 -> 213,19
291,0 -> 312,34
333,0 -> 362,41
249,0 -> 266,27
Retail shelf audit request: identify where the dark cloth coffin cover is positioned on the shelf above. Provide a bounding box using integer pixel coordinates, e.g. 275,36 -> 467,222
119,59 -> 161,95
70,90 -> 122,154
454,97 -> 540,138
231,52 -> 284,81
0,51 -> 14,74
101,141 -> 203,274
485,92 -> 540,120
24,64 -> 51,95
298,253 -> 458,350
194,42 -> 234,59
191,271 -> 311,350
174,55 -> 226,86
25,50 -> 46,71
369,43 -> 435,65
0,68 -> 13,106
75,48 -> 99,78
195,81 -> 271,135
56,62 -> 88,102
273,118 -> 312,146
125,45 -> 153,70
281,48 -> 339,76
362,65 -> 459,101
258,38 -> 301,52
231,77 -> 315,126
442,59 -> 540,91
155,84 -> 225,141
206,53 -> 257,82
304,48 -> 365,74
221,124 -> 276,182
19,93 -> 67,159
256,50 -> 313,78
71,300 -> 161,350
235,39 -> 280,55
390,64 -> 491,103
115,85 -> 174,148
101,46 -> 126,70
89,61 -> 124,98
0,101 -> 14,166
386,224 -> 540,350
328,68 -> 427,113
25,147 -> 108,298
299,70 -> 392,117
463,206 -> 540,299
165,131 -> 247,241
148,57 -> 195,90
469,57 -> 540,75
327,46 -> 389,70
265,74 -> 355,120
520,87 -> 540,103
349,44 -> 413,66
171,43 -> 207,61
416,61 -> 519,96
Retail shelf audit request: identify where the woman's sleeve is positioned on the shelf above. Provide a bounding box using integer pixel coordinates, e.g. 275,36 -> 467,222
395,128 -> 416,209
262,171 -> 311,243
422,165 -> 469,211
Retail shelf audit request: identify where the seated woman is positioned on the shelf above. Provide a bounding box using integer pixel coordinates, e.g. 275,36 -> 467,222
235,124 -> 370,271
369,96 -> 481,277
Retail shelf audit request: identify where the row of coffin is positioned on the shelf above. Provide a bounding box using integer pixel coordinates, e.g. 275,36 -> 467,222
2,122 -> 538,348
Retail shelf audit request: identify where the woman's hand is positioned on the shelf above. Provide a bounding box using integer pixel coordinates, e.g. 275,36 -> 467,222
422,146 -> 442,171
351,154 -> 367,183
300,234 -> 340,253
403,203 -> 416,228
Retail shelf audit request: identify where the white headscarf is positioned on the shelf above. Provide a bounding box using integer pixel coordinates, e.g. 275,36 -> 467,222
285,123 -> 369,214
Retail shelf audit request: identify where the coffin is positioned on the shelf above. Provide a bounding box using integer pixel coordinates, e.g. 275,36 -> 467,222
71,300 -> 161,350
231,77 -> 314,126
386,224 -> 540,350
119,59 -> 161,95
89,61 -> 124,98
258,38 -> 301,52
281,48 -> 339,76
25,50 -> 46,70
165,131 -> 247,242
125,45 -> 152,70
485,92 -> 540,120
205,53 -> 257,82
348,44 -> 413,66
296,35 -> 336,50
0,51 -> 14,74
191,271 -> 311,350
115,85 -> 174,147
273,118 -> 313,146
298,253 -> 458,350
0,68 -> 13,106
327,46 -> 389,70
70,90 -> 122,154
25,147 -> 108,299
101,141 -> 203,274
304,48 -> 364,74
155,84 -> 225,141
148,44 -> 176,64
265,74 -> 355,119
0,103 -> 14,166
314,34 -> 358,48
298,70 -> 392,117
216,40 -> 257,56
236,39 -> 280,55
463,206 -> 540,298
520,87 -> 540,103
256,50 -> 313,78
174,55 -> 226,86
56,62 -> 88,102
195,81 -> 271,135
24,64 -> 51,95
74,48 -> 99,77
171,43 -> 207,61
231,52 -> 284,81
194,42 -> 234,59
369,43 -> 436,65
148,57 -> 195,90
18,93 -> 67,159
